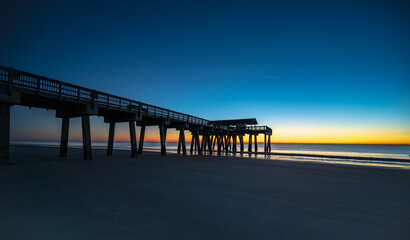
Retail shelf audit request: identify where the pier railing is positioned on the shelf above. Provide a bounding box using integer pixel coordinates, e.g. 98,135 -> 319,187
246,125 -> 272,134
0,66 -> 210,126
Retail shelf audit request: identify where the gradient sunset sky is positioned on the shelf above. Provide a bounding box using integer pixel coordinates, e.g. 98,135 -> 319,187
1,0 -> 409,144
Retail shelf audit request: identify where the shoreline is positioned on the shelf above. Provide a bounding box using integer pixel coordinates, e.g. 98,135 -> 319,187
10,142 -> 410,165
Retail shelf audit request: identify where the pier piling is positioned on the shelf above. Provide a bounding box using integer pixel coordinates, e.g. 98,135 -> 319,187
138,125 -> 145,154
129,121 -> 138,157
0,103 -> 10,165
159,125 -> 167,156
254,134 -> 258,152
248,134 -> 252,152
107,122 -> 115,156
59,117 -> 70,157
81,116 -> 92,160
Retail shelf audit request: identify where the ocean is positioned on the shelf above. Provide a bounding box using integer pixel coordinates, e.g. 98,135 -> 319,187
10,141 -> 410,169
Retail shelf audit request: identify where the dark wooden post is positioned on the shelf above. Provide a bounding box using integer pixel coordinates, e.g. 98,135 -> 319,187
59,117 -> 70,157
207,132 -> 212,154
254,134 -> 258,152
232,135 -> 237,152
217,134 -> 221,155
177,131 -> 182,154
264,134 -> 267,153
201,133 -> 206,153
159,125 -> 167,156
240,135 -> 244,152
81,115 -> 92,160
179,128 -> 186,155
107,122 -> 115,155
190,132 -> 195,154
0,103 -> 10,165
138,124 -> 145,154
195,131 -> 202,155
248,134 -> 252,152
129,121 -> 137,157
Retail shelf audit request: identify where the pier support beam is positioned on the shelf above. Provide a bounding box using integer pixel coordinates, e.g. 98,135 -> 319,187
177,128 -> 187,155
224,135 -> 229,151
195,131 -> 202,155
248,134 -> 252,152
264,134 -> 267,153
159,125 -> 167,156
138,125 -> 145,154
0,103 -> 10,165
81,115 -> 92,160
254,134 -> 258,152
232,135 -> 237,152
201,134 -> 205,153
190,132 -> 195,155
268,135 -> 271,152
217,134 -> 221,155
59,117 -> 70,157
107,122 -> 115,155
240,135 -> 244,152
206,132 -> 212,154
129,121 -> 137,157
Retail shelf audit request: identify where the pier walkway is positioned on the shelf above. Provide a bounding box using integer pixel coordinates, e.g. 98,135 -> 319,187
0,66 -> 272,164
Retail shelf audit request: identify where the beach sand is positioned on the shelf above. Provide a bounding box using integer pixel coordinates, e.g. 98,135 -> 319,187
1,146 -> 409,240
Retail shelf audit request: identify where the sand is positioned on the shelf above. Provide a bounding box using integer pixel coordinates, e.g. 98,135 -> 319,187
0,146 -> 409,240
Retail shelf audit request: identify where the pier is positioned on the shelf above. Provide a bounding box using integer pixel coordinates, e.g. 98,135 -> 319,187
0,66 -> 272,164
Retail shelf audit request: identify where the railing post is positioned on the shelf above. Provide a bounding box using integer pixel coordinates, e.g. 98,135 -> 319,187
58,81 -> 62,101
138,102 -> 142,118
91,89 -> 96,106
77,86 -> 80,103
8,68 -> 14,95
36,75 -> 41,94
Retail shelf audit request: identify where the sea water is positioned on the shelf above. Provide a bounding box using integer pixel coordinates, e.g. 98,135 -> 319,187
10,141 -> 410,169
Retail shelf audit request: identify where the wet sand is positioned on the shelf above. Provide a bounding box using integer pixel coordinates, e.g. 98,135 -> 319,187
1,146 -> 409,240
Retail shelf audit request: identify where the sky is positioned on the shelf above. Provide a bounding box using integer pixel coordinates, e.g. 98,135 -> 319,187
1,0 -> 409,144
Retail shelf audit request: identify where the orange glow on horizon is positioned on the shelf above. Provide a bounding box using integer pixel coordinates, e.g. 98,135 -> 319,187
13,123 -> 409,145
91,126 -> 410,145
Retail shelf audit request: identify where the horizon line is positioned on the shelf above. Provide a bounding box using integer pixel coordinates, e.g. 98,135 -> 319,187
10,140 -> 410,145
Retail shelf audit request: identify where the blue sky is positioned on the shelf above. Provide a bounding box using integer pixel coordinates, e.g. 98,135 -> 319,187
1,0 -> 409,143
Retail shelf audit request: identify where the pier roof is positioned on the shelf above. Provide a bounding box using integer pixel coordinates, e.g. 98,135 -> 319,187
210,118 -> 258,126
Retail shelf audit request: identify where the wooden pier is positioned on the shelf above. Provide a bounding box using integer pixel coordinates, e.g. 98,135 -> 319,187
0,66 -> 272,164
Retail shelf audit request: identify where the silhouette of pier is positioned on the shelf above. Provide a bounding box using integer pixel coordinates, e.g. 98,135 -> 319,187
0,66 -> 272,164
